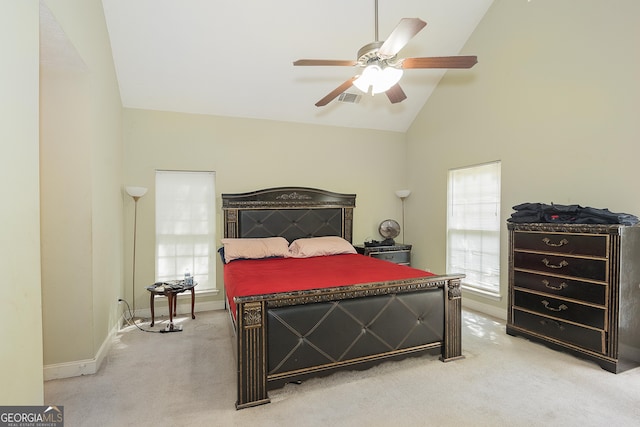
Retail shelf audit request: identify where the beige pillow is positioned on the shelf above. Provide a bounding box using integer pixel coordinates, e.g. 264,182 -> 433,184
288,236 -> 356,258
221,237 -> 289,263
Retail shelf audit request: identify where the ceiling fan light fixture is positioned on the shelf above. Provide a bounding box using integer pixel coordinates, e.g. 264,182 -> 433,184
353,64 -> 403,95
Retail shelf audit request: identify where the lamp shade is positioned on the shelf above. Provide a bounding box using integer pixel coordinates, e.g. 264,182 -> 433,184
395,189 -> 411,199
126,186 -> 148,198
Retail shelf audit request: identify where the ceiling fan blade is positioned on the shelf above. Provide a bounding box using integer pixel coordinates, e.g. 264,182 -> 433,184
386,84 -> 407,104
294,59 -> 357,66
401,56 -> 478,69
315,77 -> 358,107
378,18 -> 427,58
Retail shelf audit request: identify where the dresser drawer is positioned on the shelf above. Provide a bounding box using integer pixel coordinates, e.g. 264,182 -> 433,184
513,271 -> 607,305
512,309 -> 605,354
514,232 -> 607,257
514,290 -> 605,329
513,252 -> 607,282
369,250 -> 410,265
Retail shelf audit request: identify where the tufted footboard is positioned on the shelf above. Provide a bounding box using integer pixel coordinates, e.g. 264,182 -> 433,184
234,274 -> 464,409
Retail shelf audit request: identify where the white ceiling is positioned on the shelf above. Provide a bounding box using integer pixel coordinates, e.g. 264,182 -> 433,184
99,0 -> 493,132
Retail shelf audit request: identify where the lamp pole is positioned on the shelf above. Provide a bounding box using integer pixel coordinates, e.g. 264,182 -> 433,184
126,186 -> 147,318
401,198 -> 406,243
131,196 -> 140,315
395,190 -> 411,244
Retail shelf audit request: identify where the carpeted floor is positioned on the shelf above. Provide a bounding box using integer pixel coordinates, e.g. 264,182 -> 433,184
44,309 -> 640,426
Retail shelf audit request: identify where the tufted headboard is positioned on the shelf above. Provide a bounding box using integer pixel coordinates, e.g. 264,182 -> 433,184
221,187 -> 356,243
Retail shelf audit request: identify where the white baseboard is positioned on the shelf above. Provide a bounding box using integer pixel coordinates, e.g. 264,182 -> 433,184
462,298 -> 507,321
43,319 -> 118,381
43,301 -> 225,381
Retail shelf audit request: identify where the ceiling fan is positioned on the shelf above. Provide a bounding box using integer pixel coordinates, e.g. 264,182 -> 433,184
293,1 -> 478,107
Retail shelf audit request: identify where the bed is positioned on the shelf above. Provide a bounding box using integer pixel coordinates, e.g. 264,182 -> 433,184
221,187 -> 464,409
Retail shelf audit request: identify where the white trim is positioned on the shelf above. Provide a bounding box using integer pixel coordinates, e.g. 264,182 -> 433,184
462,297 -> 507,321
44,301 -> 227,380
461,285 -> 501,301
155,170 -> 217,291
134,298 -> 224,319
446,161 -> 501,295
195,288 -> 219,297
43,319 -> 118,381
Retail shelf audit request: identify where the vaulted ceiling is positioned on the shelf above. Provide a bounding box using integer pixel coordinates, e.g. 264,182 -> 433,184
98,1 -> 493,132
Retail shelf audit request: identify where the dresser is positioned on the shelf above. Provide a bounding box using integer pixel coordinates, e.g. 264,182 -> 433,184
355,244 -> 412,266
507,222 -> 640,373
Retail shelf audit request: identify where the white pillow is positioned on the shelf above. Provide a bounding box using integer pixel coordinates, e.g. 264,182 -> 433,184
288,236 -> 356,258
221,237 -> 289,263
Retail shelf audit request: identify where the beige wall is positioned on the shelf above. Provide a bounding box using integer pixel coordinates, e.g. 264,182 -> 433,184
122,109 -> 407,309
40,67 -> 94,363
406,0 -> 640,317
40,0 -> 124,371
0,0 -> 43,404
10,0 -> 639,400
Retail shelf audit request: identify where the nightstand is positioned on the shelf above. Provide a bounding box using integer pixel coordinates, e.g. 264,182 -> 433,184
355,244 -> 412,266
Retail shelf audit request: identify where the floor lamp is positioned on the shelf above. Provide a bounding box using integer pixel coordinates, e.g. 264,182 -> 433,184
395,189 -> 411,243
126,186 -> 147,317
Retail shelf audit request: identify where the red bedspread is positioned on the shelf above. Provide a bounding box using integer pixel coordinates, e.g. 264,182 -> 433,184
224,253 -> 435,316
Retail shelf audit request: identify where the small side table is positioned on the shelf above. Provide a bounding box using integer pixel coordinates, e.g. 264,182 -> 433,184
146,280 -> 197,331
355,243 -> 412,266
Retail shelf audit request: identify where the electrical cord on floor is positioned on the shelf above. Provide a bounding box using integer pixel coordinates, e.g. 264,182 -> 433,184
118,298 -> 162,333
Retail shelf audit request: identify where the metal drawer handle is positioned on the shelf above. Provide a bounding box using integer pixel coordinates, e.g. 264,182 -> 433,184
542,237 -> 569,247
541,300 -> 568,312
542,279 -> 568,291
541,258 -> 569,269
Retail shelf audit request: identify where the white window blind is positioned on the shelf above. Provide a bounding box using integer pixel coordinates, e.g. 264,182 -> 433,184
446,161 -> 501,296
155,171 -> 216,291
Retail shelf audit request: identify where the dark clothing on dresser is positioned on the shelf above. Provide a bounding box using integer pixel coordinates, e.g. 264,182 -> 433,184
508,202 -> 638,226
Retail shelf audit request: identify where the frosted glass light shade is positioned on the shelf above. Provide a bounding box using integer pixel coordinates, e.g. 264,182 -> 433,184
126,186 -> 148,198
353,65 -> 403,95
395,189 -> 411,199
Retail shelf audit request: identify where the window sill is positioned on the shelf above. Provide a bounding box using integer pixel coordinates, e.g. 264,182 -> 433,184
157,288 -> 219,298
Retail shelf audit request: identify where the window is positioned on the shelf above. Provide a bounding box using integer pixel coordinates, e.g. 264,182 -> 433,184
446,161 -> 501,297
155,171 -> 216,292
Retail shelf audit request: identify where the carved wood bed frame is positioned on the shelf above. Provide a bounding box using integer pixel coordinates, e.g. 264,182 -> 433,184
222,187 -> 464,409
